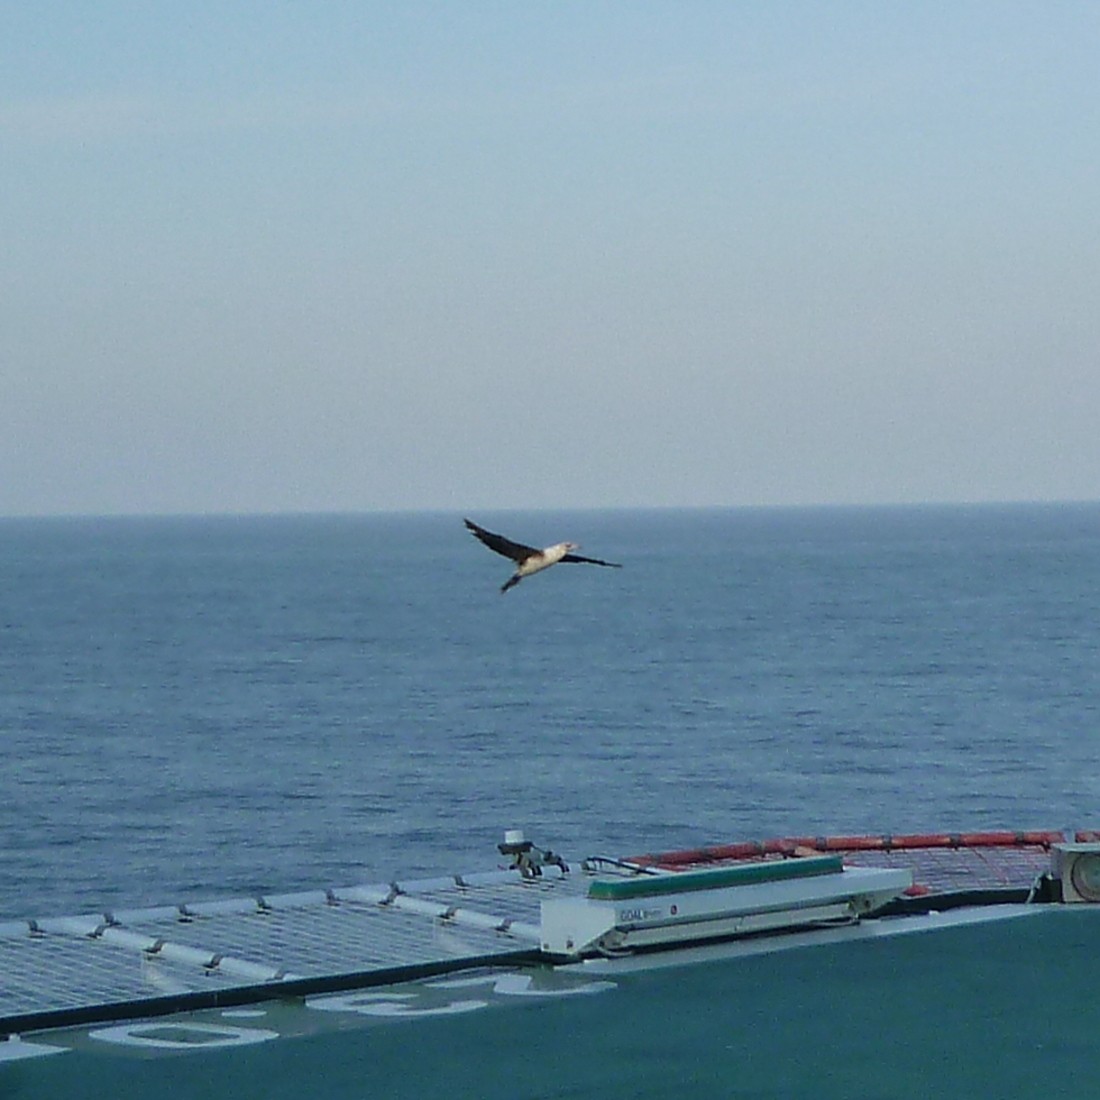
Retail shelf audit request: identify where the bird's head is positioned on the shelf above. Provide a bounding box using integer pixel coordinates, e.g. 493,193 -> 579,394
564,541 -> 579,552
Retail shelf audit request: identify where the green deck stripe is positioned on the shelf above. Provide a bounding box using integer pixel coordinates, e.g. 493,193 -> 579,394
587,856 -> 844,900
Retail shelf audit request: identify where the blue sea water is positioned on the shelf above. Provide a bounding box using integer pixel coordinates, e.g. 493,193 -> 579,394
1,504 -> 1098,921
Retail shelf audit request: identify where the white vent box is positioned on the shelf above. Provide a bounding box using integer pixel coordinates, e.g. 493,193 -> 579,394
1051,843 -> 1100,903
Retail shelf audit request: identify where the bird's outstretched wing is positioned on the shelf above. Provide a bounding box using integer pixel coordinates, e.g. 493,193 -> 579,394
464,518 -> 538,563
561,553 -> 622,568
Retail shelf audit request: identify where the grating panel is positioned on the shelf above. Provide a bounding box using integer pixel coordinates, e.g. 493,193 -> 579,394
0,867 -> 583,1034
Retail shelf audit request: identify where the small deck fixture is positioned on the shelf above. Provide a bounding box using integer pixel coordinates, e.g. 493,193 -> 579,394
498,829 -> 569,879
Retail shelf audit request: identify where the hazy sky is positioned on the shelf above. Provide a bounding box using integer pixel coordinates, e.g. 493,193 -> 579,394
3,3 -> 1098,516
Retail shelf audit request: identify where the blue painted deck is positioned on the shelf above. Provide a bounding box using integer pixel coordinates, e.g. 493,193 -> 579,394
4,906 -> 1098,1100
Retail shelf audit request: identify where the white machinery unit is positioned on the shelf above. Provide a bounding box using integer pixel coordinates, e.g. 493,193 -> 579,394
540,855 -> 912,958
1051,843 -> 1100,903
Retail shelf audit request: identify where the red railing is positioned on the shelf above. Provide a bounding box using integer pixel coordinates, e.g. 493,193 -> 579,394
631,829 -> 1070,868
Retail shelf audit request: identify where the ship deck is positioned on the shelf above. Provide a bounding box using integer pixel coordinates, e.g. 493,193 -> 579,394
3,828 -> 1098,1100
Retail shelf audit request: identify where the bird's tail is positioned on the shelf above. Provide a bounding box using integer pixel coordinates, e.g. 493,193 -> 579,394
501,574 -> 522,594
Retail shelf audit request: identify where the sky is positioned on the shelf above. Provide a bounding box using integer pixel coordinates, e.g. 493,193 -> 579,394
3,2 -> 1099,517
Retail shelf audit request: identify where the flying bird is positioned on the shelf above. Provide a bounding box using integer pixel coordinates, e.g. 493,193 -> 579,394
464,518 -> 622,593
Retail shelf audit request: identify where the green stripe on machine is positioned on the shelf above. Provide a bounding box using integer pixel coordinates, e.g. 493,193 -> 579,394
587,856 -> 844,900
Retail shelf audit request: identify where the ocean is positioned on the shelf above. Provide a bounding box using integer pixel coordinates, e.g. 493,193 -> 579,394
1,503 -> 1098,922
